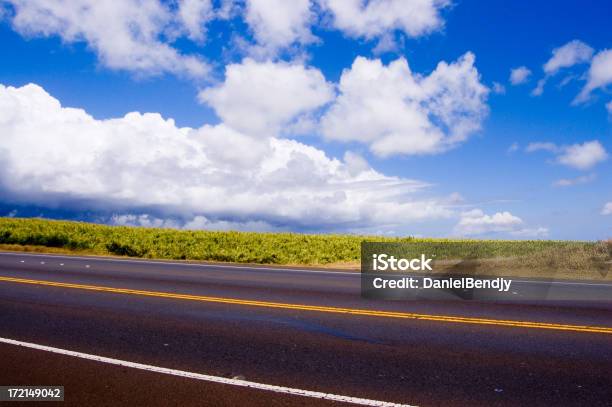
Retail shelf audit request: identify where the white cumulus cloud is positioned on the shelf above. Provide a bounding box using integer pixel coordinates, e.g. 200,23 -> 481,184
455,209 -> 520,236
454,209 -> 547,237
509,66 -> 531,85
319,0 -> 450,39
0,82 -> 454,232
3,0 -> 210,78
575,49 -> 612,103
244,0 -> 316,56
543,40 -> 594,75
199,59 -> 334,138
177,0 -> 214,42
533,40 -> 594,96
526,140 -> 608,170
602,202 -> 612,216
320,52 -> 488,156
557,141 -> 608,170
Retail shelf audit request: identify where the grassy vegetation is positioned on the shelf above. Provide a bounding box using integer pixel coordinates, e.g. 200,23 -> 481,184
0,217 -> 609,279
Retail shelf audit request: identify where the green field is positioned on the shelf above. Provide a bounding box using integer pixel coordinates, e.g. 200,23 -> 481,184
0,217 -> 609,280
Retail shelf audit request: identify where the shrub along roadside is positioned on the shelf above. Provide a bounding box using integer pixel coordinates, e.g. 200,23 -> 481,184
0,218 -> 609,280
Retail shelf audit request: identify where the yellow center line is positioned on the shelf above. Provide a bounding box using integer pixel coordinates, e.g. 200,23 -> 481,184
1,275 -> 611,334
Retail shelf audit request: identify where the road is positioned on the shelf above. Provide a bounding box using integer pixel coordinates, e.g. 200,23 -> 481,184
0,251 -> 611,406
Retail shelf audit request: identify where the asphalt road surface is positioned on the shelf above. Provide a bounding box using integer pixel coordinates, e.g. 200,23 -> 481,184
0,251 -> 611,406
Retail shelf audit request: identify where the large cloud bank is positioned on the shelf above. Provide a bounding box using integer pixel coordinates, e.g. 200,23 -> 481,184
0,83 -> 455,231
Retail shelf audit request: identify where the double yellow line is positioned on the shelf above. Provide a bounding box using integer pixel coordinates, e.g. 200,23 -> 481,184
1,275 -> 611,334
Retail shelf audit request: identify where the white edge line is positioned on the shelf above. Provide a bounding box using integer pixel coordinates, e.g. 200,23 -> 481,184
0,337 -> 414,407
2,252 -> 611,287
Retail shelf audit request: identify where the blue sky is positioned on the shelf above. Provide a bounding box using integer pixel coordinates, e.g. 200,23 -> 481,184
0,0 -> 610,239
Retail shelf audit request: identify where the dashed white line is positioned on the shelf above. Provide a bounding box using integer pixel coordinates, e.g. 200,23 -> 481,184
0,337 -> 414,407
2,252 -> 357,276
